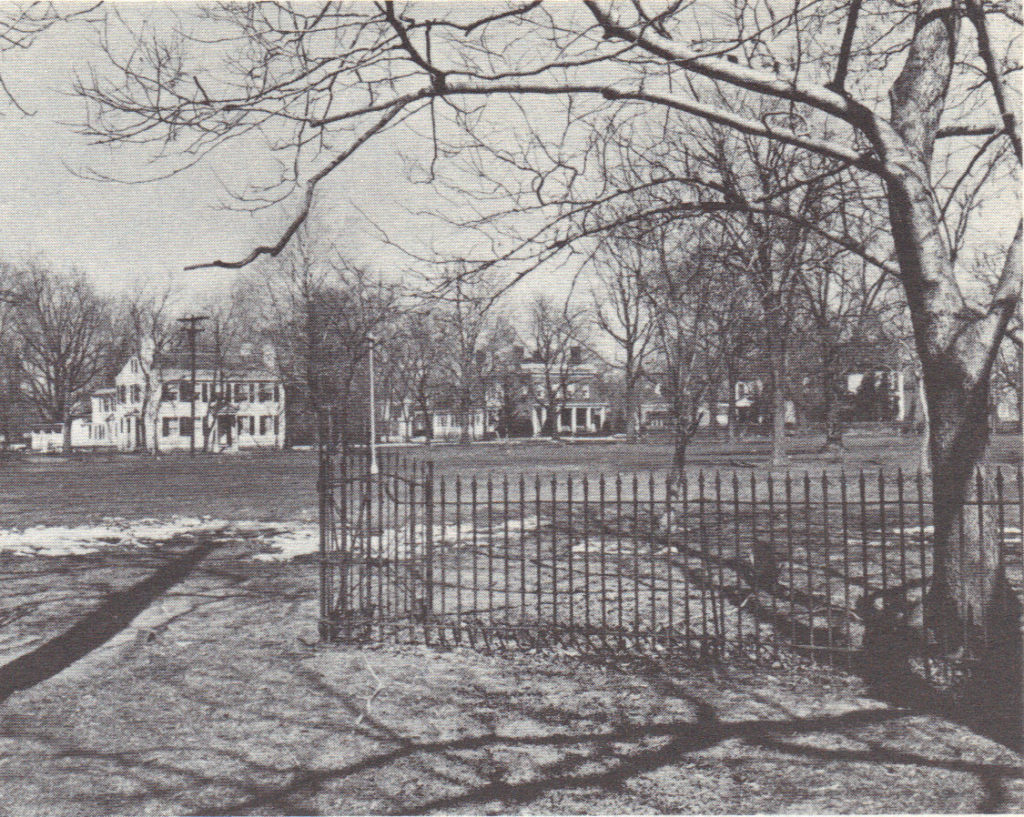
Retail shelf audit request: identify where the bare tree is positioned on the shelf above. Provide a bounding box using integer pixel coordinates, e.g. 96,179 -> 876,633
794,250 -> 902,453
523,295 -> 588,440
14,265 -> 109,451
591,236 -> 654,439
114,288 -> 178,452
434,275 -> 495,443
641,222 -> 727,470
253,230 -> 401,449
389,308 -> 449,441
76,1 -> 1022,668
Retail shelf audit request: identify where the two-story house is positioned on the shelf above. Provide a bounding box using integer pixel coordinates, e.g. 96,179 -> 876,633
514,345 -> 611,436
109,338 -> 285,452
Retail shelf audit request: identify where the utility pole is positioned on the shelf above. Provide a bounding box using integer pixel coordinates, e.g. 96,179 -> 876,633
178,314 -> 208,456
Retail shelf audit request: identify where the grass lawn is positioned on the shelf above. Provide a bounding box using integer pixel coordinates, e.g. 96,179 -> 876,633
0,430 -> 1018,529
0,537 -> 1020,815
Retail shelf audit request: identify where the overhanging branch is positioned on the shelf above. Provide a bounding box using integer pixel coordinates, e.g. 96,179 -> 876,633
185,104 -> 406,271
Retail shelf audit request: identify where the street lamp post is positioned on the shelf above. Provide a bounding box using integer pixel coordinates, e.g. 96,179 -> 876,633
367,333 -> 379,476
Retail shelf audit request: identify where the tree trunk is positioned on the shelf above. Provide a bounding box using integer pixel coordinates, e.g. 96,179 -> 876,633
548,400 -> 560,439
923,372 -> 1004,647
917,375 -> 931,474
821,345 -> 845,454
624,348 -> 639,440
876,67 -> 1020,703
725,363 -> 738,443
873,0 -> 1020,668
767,331 -> 787,466
672,413 -> 689,474
62,411 -> 72,453
625,375 -> 639,440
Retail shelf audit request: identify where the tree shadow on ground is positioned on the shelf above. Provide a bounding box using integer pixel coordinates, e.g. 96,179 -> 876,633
0,536 -> 220,702
194,667 -> 1020,817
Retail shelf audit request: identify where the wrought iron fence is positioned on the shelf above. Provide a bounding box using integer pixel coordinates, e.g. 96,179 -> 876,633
319,451 -> 1023,676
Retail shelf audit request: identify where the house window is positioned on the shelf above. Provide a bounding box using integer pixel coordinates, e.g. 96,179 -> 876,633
577,384 -> 590,400
258,382 -> 273,402
201,382 -> 209,403
162,417 -> 176,437
179,417 -> 193,437
117,385 -> 126,404
273,384 -> 279,402
237,416 -> 244,434
130,385 -> 141,403
259,416 -> 268,435
237,382 -> 249,402
162,382 -> 178,402
130,358 -> 138,373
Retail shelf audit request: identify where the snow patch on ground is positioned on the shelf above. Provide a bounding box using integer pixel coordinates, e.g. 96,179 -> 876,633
0,517 -> 321,561
247,524 -> 319,561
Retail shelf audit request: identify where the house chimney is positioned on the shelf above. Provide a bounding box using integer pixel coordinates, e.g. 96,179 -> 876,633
262,343 -> 277,371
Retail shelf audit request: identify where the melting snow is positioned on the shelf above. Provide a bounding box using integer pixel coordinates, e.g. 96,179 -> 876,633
0,517 -> 321,561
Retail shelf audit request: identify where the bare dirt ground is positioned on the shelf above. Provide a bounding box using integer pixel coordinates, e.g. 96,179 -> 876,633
0,535 -> 1020,815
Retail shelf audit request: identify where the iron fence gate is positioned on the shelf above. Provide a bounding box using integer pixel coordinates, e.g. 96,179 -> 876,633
319,450 -> 1023,674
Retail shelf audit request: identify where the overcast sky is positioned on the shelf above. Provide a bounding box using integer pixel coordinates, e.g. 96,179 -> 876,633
0,5 -> 581,315
0,3 -> 1015,320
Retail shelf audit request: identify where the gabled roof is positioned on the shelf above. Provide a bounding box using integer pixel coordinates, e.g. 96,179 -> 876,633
151,349 -> 276,377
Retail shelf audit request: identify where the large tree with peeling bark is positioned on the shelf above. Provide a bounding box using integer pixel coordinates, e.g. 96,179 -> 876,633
76,1 -> 1020,664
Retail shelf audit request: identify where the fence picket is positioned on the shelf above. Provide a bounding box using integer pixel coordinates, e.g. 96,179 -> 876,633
804,472 -> 814,652
917,470 -> 929,680
649,473 -> 657,652
822,472 -> 833,665
666,475 -> 674,653
583,475 -> 591,641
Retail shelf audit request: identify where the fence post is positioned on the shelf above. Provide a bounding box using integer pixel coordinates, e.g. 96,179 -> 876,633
567,474 -> 575,639
425,460 -> 435,640
916,469 -> 929,680
337,452 -> 350,639
318,445 -> 332,640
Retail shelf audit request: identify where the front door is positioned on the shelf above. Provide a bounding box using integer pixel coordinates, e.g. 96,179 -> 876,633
218,415 -> 233,448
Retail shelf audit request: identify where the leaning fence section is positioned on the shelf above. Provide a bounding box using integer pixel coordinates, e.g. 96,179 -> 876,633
319,454 -> 1023,674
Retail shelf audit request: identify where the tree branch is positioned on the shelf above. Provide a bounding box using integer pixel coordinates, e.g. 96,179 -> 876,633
828,0 -> 863,94
584,1 -> 860,123
964,0 -> 1023,162
185,104 -> 406,271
